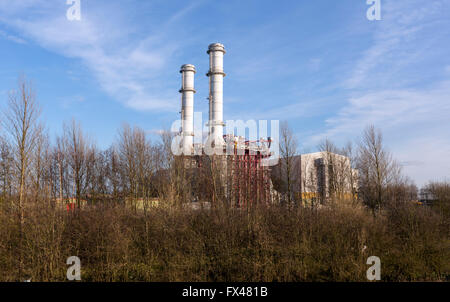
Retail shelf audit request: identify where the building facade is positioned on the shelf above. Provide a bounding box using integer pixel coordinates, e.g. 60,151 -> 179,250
272,152 -> 358,204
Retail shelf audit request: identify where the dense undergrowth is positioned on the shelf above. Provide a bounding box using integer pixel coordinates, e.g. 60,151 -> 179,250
0,200 -> 448,282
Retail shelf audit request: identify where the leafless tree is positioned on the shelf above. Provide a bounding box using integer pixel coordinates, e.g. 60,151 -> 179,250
424,181 -> 450,218
64,119 -> 89,208
1,76 -> 42,279
84,145 -> 98,198
31,130 -> 50,201
1,77 -> 42,217
318,139 -> 339,202
117,124 -> 137,201
342,141 -> 358,204
0,136 -> 14,200
356,125 -> 401,214
279,121 -> 298,206
55,135 -> 68,203
386,176 -> 417,206
105,146 -> 121,198
298,152 -> 318,207
117,123 -> 156,210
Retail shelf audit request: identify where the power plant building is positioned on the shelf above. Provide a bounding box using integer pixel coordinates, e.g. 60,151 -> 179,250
272,152 -> 358,204
177,43 -> 274,207
177,43 -> 357,206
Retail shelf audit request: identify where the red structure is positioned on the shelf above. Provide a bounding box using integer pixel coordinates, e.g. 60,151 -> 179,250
66,203 -> 76,212
229,151 -> 272,207
227,137 -> 272,208
191,136 -> 273,208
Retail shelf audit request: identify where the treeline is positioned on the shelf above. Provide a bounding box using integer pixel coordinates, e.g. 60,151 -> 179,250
0,78 -> 195,211
0,77 -> 445,211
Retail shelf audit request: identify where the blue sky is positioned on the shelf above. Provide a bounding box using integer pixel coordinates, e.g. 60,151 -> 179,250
0,0 -> 449,186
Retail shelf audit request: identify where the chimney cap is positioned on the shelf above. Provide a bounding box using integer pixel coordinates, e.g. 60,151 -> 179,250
180,64 -> 196,73
207,43 -> 226,54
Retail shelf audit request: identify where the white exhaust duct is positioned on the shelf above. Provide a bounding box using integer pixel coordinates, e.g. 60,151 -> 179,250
179,64 -> 196,155
207,43 -> 226,147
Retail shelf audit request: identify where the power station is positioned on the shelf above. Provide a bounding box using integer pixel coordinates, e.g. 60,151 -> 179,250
178,43 -> 274,206
177,43 -> 356,207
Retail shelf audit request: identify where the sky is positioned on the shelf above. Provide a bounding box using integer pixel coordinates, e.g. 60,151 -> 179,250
0,0 -> 449,187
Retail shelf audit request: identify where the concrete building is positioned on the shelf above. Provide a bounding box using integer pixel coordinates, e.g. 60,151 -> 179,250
272,152 -> 358,204
418,188 -> 436,205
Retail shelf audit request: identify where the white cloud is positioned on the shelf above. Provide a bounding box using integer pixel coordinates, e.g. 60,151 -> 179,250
310,0 -> 450,186
308,80 -> 450,187
0,1 -> 192,112
316,81 -> 450,139
345,0 -> 447,89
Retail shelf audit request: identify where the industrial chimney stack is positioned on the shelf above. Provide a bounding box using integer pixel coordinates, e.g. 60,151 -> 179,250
179,64 -> 196,155
207,43 -> 226,148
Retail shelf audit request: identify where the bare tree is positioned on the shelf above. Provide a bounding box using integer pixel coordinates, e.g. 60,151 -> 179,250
356,125 -> 401,214
0,136 -> 14,200
279,121 -> 298,206
1,76 -> 42,279
117,123 -> 156,209
31,130 -> 49,201
342,141 -> 358,204
299,152 -> 317,206
55,135 -> 68,203
65,119 -> 88,208
84,144 -> 98,198
117,124 -> 137,201
424,181 -> 450,218
2,77 -> 42,216
318,139 -> 339,202
105,146 -> 121,199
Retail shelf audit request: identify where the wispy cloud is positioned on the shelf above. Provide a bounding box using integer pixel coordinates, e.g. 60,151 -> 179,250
307,0 -> 450,185
306,81 -> 450,186
0,0 -> 201,112
313,81 -> 450,141
345,0 -> 448,89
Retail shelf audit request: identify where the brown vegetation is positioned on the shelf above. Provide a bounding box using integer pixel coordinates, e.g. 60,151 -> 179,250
0,201 -> 448,282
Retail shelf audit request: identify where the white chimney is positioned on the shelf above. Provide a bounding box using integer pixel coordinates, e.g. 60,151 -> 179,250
179,64 -> 196,155
207,43 -> 226,148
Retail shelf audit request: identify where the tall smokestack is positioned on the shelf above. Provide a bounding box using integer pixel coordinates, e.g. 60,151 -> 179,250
207,43 -> 226,147
179,64 -> 196,155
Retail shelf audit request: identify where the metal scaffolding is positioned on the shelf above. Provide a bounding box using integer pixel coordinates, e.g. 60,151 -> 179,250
227,139 -> 272,208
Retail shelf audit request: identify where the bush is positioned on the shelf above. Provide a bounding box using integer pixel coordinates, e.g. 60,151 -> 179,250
0,201 -> 448,281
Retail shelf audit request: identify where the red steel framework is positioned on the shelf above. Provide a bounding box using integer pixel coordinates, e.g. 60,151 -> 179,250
193,138 -> 272,207
228,143 -> 272,208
